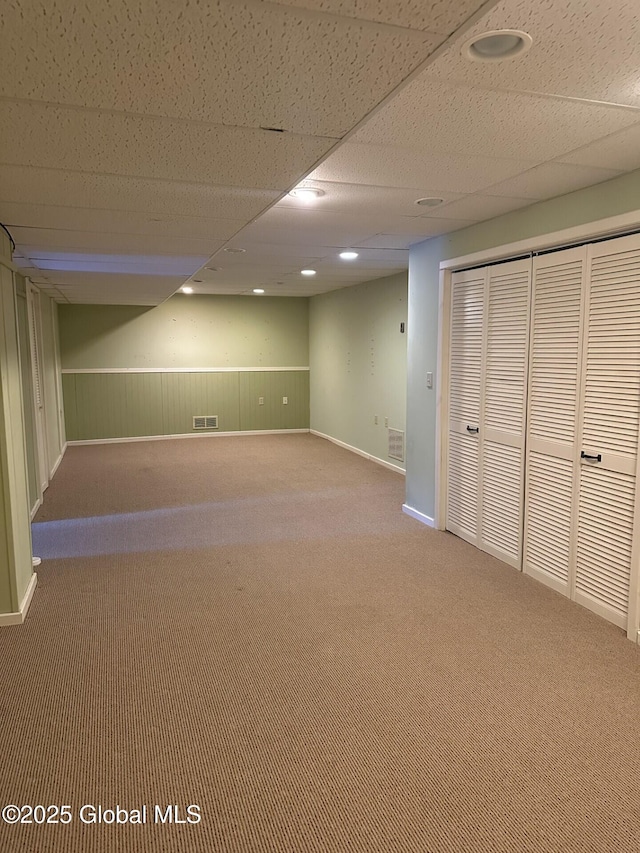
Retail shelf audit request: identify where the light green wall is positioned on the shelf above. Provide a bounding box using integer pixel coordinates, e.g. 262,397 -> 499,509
0,240 -> 33,614
406,167 -> 640,521
59,295 -> 309,369
15,276 -> 39,511
309,272 -> 407,469
59,295 -> 310,440
40,294 -> 65,474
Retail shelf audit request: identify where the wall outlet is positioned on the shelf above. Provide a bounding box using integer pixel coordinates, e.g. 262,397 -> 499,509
282,396 -> 288,405
374,414 -> 378,425
384,417 -> 388,428
258,396 -> 264,405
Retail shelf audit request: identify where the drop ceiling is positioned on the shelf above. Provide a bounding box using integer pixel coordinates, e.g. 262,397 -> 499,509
1,0 -> 640,304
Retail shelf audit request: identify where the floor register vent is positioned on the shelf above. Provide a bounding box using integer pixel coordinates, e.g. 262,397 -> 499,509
388,428 -> 405,462
193,415 -> 219,430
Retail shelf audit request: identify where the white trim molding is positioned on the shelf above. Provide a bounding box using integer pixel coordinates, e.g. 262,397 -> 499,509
61,366 -> 310,374
0,573 -> 37,627
402,504 -> 435,527
310,429 -> 406,475
49,443 -> 67,479
68,429 -> 310,446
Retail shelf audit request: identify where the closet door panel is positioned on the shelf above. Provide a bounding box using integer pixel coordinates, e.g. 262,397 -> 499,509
481,259 -> 530,566
574,236 -> 640,627
523,248 -> 585,592
447,269 -> 485,545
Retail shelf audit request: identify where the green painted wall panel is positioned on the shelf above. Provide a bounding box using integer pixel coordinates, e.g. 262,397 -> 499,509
39,294 -> 64,470
72,373 -> 164,440
161,372 -> 241,434
63,370 -> 310,440
238,371 -> 309,431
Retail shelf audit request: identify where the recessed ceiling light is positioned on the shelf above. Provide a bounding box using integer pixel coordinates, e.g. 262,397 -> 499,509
181,286 -> 194,294
339,251 -> 359,260
253,288 -> 265,294
300,269 -> 316,276
224,247 -> 246,253
415,197 -> 444,207
288,187 -> 325,202
463,29 -> 533,62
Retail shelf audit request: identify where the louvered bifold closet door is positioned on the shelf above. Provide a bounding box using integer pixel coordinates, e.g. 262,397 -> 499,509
447,268 -> 485,546
480,259 -> 531,567
523,248 -> 585,595
574,234 -> 640,628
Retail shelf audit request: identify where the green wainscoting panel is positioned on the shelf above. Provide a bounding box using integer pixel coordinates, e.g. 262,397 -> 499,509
238,371 -> 310,431
16,288 -> 39,510
63,370 -> 310,440
161,372 -> 241,434
70,373 -> 164,440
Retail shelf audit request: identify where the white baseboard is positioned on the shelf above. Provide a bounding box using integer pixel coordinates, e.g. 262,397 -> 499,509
67,429 -> 310,446
49,442 -> 67,478
310,429 -> 406,475
30,497 -> 42,521
402,504 -> 435,527
0,573 -> 38,627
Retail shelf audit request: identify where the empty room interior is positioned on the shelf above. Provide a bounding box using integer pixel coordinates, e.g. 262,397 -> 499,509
2,1 -> 640,851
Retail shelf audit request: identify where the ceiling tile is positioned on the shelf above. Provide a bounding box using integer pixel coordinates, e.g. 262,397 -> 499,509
266,0 -> 487,34
33,271 -> 184,305
428,194 -> 534,220
0,101 -> 336,189
233,207 -> 392,247
276,180 -> 464,216
424,0 -> 640,108
0,0 -> 441,137
352,79 -> 640,161
356,221 -> 474,249
0,166 -> 282,221
14,230 -> 225,256
482,162 -> 623,199
308,142 -> 538,192
555,123 -> 640,171
0,202 -> 245,243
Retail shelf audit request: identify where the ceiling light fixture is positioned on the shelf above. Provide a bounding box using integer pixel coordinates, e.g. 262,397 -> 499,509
339,251 -> 359,260
181,286 -> 194,294
301,269 -> 316,276
288,187 -> 325,202
253,288 -> 265,294
415,197 -> 444,207
463,29 -> 533,62
224,247 -> 246,253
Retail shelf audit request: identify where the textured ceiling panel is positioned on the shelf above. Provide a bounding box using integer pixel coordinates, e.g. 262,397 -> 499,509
352,79 -> 640,161
266,0 -> 487,34
426,194 -> 534,220
0,101 -> 335,189
0,202 -> 245,242
0,0 -> 440,137
555,124 -> 640,171
308,142 -> 537,192
482,161 -> 622,199
275,181 -> 464,216
32,272 -> 184,305
235,208 -> 392,246
13,230 -> 225,256
425,0 -> 640,108
0,166 -> 282,221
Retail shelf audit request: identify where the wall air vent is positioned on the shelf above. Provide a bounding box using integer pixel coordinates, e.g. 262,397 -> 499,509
388,428 -> 405,462
193,415 -> 218,430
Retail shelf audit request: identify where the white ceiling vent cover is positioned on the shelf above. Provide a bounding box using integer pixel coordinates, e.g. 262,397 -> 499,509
193,415 -> 219,430
388,428 -> 405,462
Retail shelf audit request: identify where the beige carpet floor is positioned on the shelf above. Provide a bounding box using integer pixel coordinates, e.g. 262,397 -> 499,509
1,433 -> 640,852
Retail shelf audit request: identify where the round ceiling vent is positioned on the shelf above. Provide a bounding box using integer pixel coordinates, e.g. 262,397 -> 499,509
463,29 -> 533,62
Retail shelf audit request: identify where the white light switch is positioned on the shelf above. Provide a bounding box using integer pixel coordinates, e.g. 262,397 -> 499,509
426,372 -> 433,389
282,396 -> 288,405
